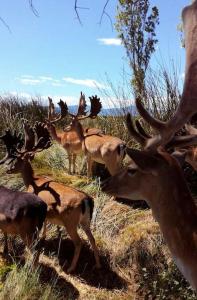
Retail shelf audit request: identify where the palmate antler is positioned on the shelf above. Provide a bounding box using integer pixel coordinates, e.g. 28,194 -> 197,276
133,1 -> 197,150
0,130 -> 23,164
46,92 -> 102,124
0,121 -> 52,164
46,97 -> 68,124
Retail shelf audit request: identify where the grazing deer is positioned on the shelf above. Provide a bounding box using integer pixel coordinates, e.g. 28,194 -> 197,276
0,121 -> 100,273
46,96 -> 103,174
0,146 -> 47,259
48,93 -> 126,177
102,1 -> 197,289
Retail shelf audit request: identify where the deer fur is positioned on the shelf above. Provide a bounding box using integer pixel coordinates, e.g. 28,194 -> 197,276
1,121 -> 100,273
0,186 -> 47,261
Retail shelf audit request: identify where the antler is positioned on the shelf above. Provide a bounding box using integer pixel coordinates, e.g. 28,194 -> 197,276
46,97 -> 69,124
0,130 -> 23,164
77,92 -> 87,117
132,2 -> 197,149
33,122 -> 51,152
126,114 -> 197,151
77,95 -> 102,120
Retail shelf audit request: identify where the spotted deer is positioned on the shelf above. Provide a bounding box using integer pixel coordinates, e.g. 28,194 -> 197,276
48,93 -> 126,177
102,1 -> 197,290
1,121 -> 100,273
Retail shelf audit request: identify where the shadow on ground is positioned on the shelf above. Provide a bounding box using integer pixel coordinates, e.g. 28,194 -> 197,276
43,236 -> 127,291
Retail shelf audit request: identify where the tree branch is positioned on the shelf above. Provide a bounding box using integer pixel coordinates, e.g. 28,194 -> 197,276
0,16 -> 11,33
99,0 -> 113,30
29,0 -> 39,17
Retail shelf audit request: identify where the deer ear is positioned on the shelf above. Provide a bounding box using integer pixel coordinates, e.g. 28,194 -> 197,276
126,148 -> 159,173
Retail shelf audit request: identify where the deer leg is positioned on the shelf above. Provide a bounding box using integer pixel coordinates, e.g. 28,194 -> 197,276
87,156 -> 93,177
72,153 -> 77,174
42,221 -> 47,239
3,233 -> 8,255
20,230 -> 42,266
65,224 -> 82,273
80,222 -> 101,269
67,151 -> 72,174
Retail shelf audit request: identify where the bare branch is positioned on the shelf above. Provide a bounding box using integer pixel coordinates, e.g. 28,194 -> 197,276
99,0 -> 113,30
0,16 -> 11,33
29,0 -> 39,17
74,0 -> 89,25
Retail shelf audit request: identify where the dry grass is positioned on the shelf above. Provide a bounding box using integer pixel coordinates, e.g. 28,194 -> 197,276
0,133 -> 196,299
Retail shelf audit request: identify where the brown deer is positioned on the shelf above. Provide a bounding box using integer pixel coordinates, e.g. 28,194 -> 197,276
133,0 -> 197,150
48,93 -> 126,177
102,1 -> 197,289
0,144 -> 47,260
134,119 -> 197,168
46,95 -> 103,174
1,121 -> 100,273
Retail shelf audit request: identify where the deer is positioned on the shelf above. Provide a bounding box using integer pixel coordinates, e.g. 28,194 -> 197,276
46,95 -> 103,174
0,147 -> 47,261
47,93 -> 126,177
136,1 -> 197,150
134,119 -> 197,168
0,121 -> 100,273
102,1 -> 197,290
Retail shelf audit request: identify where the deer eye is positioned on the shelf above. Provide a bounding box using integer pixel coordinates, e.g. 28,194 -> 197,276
127,168 -> 137,176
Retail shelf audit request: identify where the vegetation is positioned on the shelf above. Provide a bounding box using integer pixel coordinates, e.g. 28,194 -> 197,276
116,0 -> 159,98
0,137 -> 196,299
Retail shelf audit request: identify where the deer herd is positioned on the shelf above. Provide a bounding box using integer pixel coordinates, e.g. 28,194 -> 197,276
0,0 -> 197,293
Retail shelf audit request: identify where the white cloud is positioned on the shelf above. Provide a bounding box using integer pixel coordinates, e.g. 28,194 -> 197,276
97,38 -> 122,46
38,76 -> 54,81
16,78 -> 42,85
62,77 -> 107,89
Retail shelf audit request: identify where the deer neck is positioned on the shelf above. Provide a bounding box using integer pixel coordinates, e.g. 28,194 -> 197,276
146,166 -> 197,289
20,161 -> 35,188
72,121 -> 85,142
48,125 -> 61,143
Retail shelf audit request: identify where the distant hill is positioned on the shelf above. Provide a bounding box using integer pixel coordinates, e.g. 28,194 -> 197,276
56,105 -> 137,116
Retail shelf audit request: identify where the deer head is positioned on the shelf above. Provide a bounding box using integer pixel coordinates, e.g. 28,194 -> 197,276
0,120 -> 51,173
46,92 -> 102,130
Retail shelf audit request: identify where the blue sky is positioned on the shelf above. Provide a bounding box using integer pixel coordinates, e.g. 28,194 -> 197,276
0,0 -> 190,107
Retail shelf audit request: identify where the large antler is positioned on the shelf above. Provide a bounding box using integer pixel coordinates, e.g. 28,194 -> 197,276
126,114 -> 197,151
46,97 -> 69,124
0,130 -> 23,164
133,1 -> 197,149
77,95 -> 102,120
0,121 -> 52,164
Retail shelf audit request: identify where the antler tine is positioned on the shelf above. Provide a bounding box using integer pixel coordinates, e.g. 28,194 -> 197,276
46,97 -> 69,124
22,119 -> 35,151
48,97 -> 55,121
126,114 -> 146,146
88,95 -> 102,118
77,95 -> 102,120
32,122 -> 52,153
135,119 -> 152,139
77,92 -> 87,117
